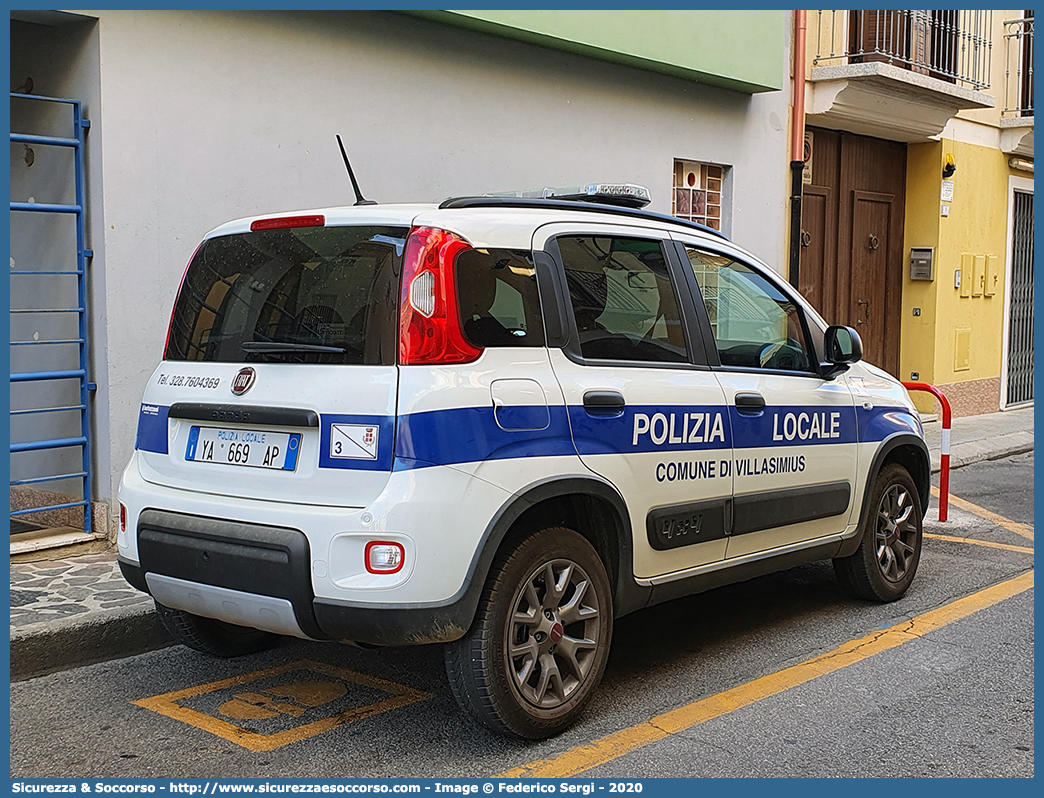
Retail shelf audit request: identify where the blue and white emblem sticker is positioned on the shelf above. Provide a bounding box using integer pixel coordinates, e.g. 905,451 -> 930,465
330,423 -> 379,460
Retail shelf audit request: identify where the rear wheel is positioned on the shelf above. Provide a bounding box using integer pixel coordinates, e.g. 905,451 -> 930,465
834,462 -> 923,602
154,601 -> 279,657
445,527 -> 613,739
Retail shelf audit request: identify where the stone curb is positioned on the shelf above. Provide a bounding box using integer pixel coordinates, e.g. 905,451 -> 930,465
10,603 -> 173,682
929,431 -> 1035,474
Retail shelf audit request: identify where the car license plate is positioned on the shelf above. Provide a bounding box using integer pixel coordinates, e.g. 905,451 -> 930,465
185,426 -> 302,471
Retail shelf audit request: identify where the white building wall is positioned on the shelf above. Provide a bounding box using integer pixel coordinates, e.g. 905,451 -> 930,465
26,9 -> 794,519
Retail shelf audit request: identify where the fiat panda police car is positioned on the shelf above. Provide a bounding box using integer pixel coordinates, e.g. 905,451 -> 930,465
117,184 -> 929,739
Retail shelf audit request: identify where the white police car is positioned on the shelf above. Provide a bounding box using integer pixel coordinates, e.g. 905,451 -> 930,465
117,184 -> 929,739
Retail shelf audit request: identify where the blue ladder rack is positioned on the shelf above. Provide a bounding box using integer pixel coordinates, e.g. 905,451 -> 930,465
10,92 -> 94,535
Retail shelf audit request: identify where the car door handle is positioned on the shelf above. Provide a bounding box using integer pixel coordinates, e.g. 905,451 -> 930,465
583,390 -> 625,416
734,392 -> 765,415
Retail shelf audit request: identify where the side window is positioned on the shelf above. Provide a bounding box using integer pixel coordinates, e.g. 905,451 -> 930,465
558,235 -> 687,363
456,248 -> 544,347
685,248 -> 814,373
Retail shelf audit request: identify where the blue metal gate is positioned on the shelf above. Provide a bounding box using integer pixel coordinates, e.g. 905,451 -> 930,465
10,92 -> 94,535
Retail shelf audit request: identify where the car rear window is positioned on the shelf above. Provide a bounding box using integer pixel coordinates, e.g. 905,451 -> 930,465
165,225 -> 408,365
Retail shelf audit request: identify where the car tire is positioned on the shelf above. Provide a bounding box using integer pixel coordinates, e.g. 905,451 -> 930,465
834,462 -> 923,602
444,527 -> 613,739
154,601 -> 279,657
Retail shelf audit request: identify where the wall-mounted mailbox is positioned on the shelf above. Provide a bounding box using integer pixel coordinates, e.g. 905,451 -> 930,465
910,247 -> 934,281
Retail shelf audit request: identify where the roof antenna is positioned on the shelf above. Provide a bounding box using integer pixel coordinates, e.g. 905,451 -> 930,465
336,134 -> 377,206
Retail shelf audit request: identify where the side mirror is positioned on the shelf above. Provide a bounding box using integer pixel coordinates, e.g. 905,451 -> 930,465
822,325 -> 862,378
825,325 -> 862,363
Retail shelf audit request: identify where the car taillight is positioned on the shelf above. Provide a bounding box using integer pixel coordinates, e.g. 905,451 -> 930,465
163,242 -> 202,359
365,541 -> 405,574
398,227 -> 483,365
119,503 -> 127,533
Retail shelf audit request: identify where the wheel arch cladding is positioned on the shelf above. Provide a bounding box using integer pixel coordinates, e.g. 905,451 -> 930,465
883,442 -> 931,514
476,478 -> 650,621
839,433 -> 930,558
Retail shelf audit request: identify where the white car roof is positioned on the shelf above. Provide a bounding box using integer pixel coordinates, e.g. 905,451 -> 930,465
204,201 -> 730,251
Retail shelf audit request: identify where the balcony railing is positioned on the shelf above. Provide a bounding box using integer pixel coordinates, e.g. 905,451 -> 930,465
1002,16 -> 1033,117
814,10 -> 992,91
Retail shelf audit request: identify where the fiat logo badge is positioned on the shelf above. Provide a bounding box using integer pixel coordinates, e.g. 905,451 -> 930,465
230,367 -> 256,396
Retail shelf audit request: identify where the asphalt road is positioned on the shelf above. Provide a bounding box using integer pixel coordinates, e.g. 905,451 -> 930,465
938,450 -> 1034,525
10,454 -> 1034,779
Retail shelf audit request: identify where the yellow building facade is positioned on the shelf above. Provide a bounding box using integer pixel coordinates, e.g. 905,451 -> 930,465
800,10 -> 1033,417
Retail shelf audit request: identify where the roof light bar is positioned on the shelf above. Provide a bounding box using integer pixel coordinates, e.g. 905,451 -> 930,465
483,183 -> 651,209
250,214 -> 325,231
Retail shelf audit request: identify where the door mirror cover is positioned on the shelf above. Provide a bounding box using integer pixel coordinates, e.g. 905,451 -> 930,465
825,325 -> 863,365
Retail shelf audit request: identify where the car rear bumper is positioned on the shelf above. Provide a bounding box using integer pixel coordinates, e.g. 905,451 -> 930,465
119,509 -> 477,646
118,450 -> 512,610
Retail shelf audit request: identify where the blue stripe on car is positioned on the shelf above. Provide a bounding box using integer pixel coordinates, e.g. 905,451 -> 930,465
493,404 -> 551,431
728,405 -> 858,448
856,405 -> 921,442
394,406 -> 576,470
136,402 -> 917,470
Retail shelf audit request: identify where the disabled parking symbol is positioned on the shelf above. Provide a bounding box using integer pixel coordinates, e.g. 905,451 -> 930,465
132,660 -> 429,751
218,680 -> 348,720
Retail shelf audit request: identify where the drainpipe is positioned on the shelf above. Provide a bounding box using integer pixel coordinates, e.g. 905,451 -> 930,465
788,9 -> 807,287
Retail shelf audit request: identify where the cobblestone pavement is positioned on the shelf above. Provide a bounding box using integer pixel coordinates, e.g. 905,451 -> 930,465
10,552 -> 150,631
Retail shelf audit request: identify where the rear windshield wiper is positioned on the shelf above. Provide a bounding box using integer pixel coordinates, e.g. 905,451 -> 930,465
241,342 -> 346,354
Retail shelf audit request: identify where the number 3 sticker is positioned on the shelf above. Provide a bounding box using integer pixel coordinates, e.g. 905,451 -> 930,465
330,424 -> 379,460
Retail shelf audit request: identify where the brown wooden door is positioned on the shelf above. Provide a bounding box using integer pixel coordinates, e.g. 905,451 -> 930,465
799,127 -> 905,377
850,190 -> 896,371
798,186 -> 832,312
798,128 -> 841,324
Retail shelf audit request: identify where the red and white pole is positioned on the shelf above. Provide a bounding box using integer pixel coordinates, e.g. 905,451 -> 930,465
902,382 -> 951,522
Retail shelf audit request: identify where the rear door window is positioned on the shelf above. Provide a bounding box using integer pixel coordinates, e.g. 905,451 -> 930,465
455,248 -> 544,348
165,226 -> 408,365
557,235 -> 688,363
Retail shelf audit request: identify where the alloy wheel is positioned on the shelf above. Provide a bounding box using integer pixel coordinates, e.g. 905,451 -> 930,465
875,483 -> 917,583
506,558 -> 601,708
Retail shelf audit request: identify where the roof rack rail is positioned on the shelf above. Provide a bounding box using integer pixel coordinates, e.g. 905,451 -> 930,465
437,196 -> 729,241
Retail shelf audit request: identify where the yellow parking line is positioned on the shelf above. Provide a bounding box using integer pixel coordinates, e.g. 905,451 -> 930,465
924,532 -> 1034,555
933,485 -> 1034,543
496,570 -> 1034,778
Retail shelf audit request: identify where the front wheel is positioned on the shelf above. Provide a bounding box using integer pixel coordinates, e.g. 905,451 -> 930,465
833,462 -> 923,602
445,527 -> 613,739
